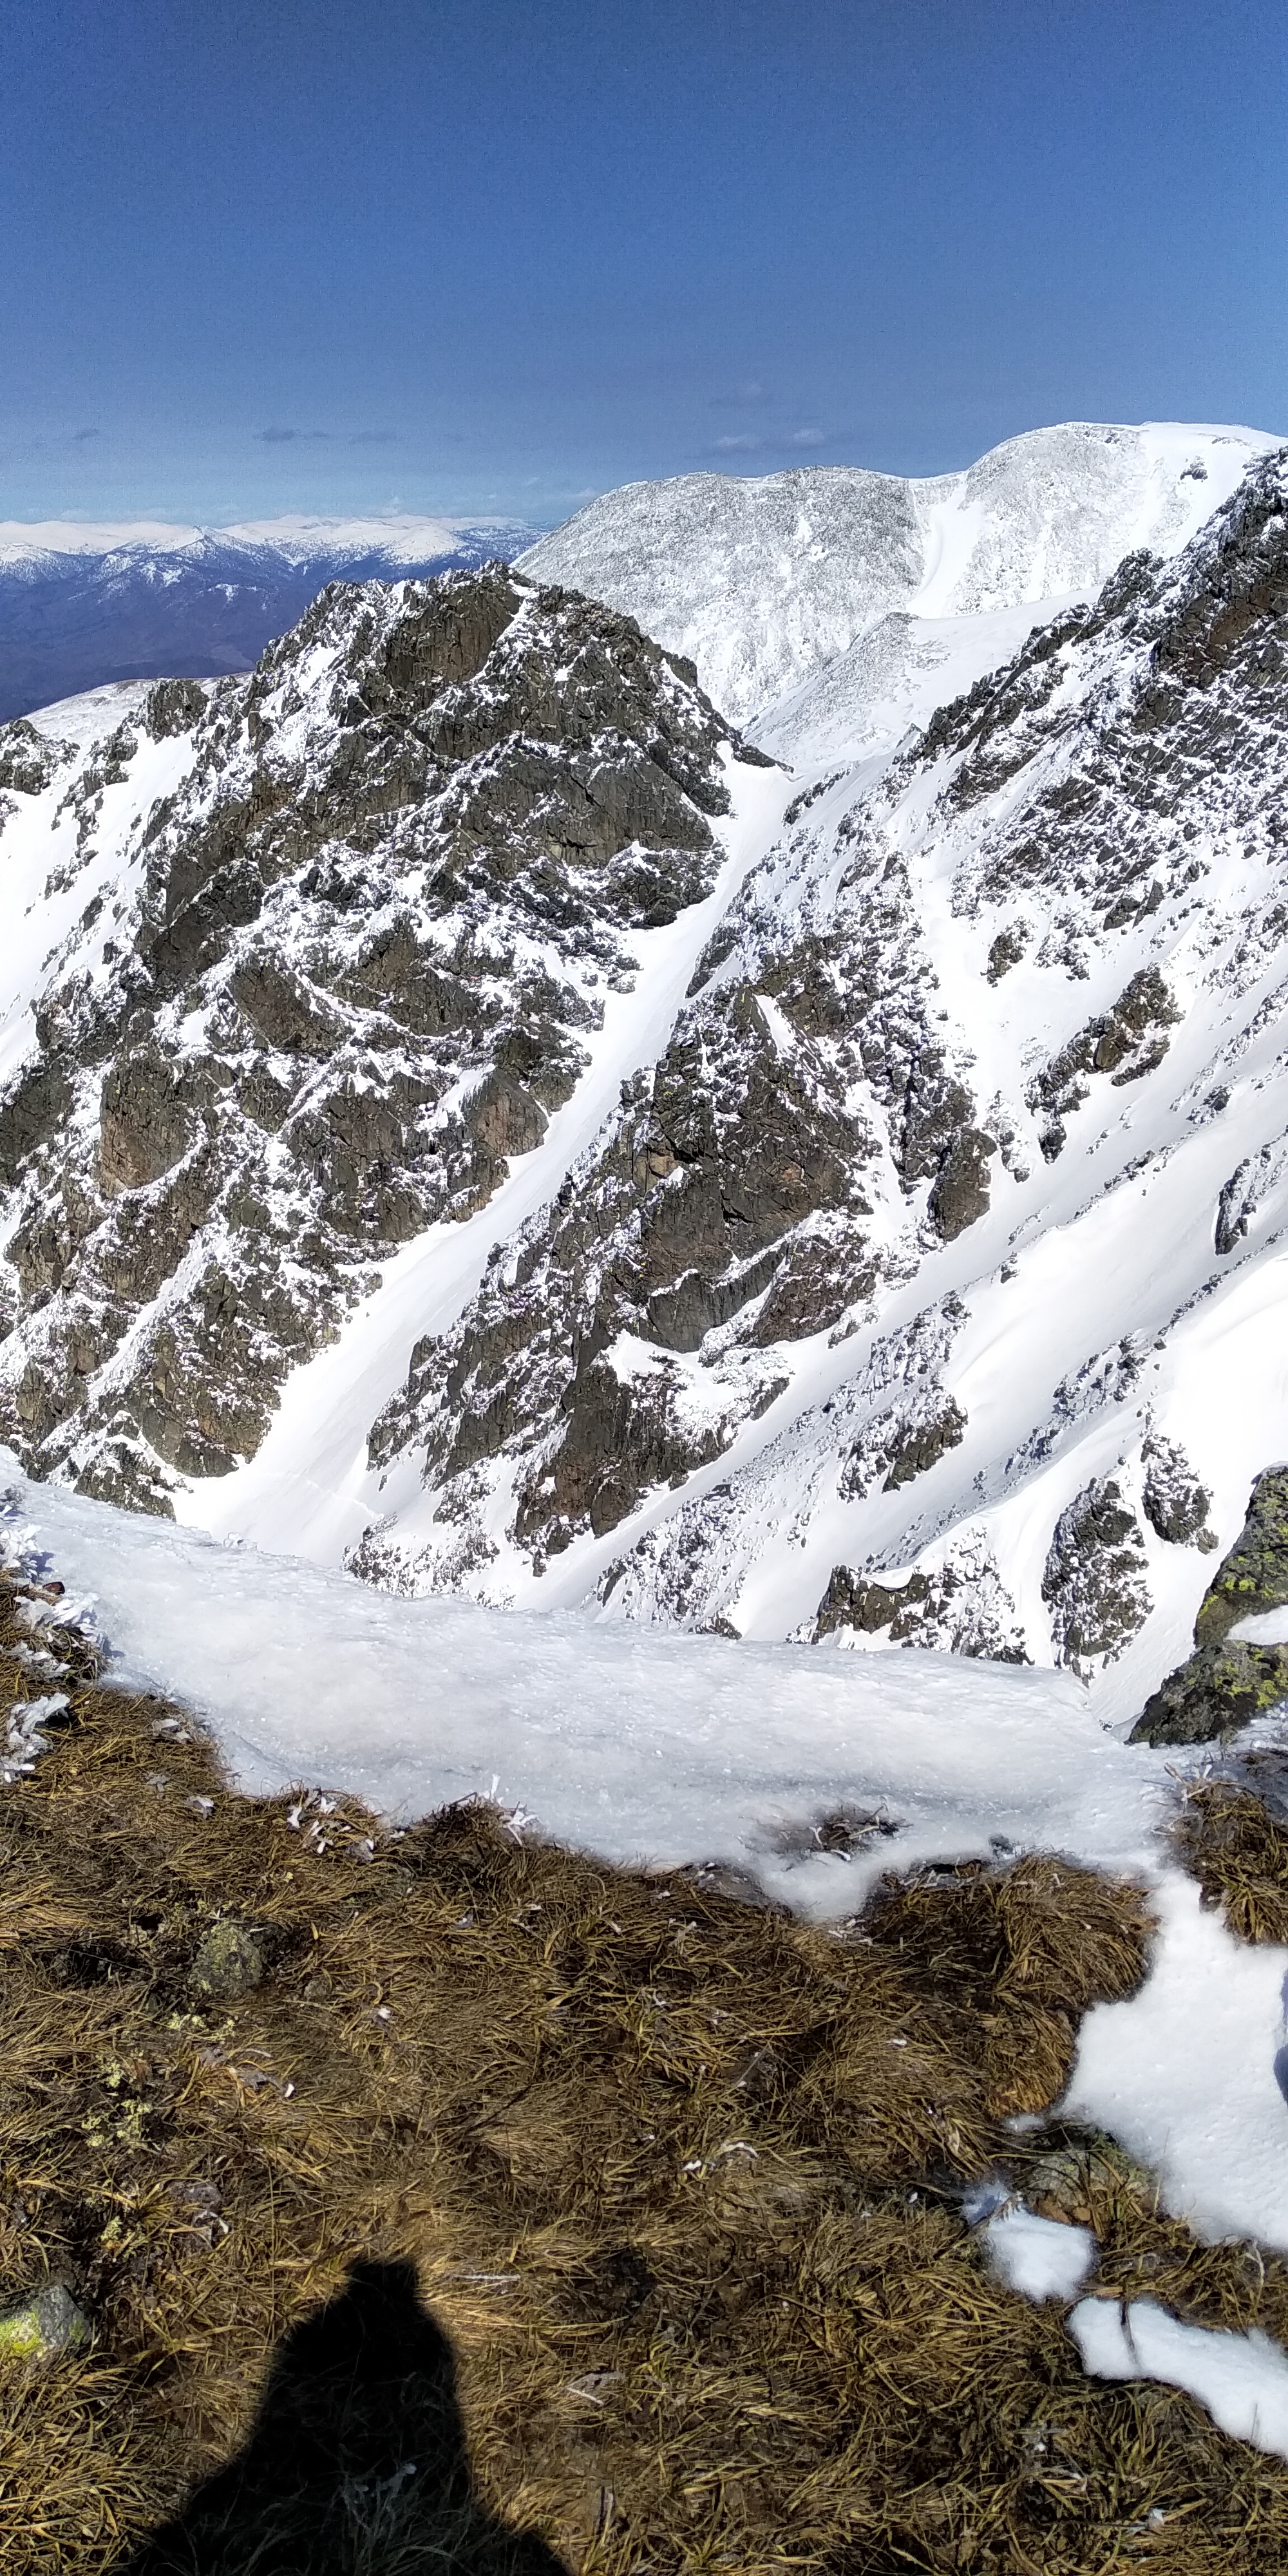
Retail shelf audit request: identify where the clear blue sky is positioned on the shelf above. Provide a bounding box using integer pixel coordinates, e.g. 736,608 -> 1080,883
2,0 -> 1285,528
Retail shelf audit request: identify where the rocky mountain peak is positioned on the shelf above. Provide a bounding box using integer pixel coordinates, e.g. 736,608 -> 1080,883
0,565 -> 752,1510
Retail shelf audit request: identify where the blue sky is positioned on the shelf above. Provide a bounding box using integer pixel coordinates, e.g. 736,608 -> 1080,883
3,0 -> 1285,528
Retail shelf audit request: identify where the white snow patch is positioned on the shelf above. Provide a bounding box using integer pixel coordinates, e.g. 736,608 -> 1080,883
1231,1607 -> 1288,1646
985,2204 -> 1097,2301
1070,2296 -> 1288,2461
1062,1870 -> 1288,2251
2,1452 -> 1170,1920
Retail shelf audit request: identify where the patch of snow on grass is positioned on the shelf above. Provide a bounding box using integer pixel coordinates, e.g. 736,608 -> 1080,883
1061,1870 -> 1288,2252
985,2203 -> 1097,2301
0,1452 -> 1169,1923
1070,2296 -> 1288,2461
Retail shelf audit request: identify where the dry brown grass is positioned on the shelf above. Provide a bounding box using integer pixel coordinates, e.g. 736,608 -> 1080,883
3,1571 -> 1288,2571
1172,1764 -> 1288,1944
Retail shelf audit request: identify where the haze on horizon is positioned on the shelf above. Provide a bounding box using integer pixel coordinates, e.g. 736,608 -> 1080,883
2,0 -> 1285,532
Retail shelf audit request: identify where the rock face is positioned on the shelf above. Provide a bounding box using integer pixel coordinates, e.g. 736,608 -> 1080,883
1041,1480 -> 1151,1674
1131,1470 -> 1288,1745
0,567 -> 746,1509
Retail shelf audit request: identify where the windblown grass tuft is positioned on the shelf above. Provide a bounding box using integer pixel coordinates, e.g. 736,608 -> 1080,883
1173,1765 -> 1288,1944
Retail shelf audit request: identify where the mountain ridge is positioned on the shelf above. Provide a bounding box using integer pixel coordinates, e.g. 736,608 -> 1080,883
519,420 -> 1281,727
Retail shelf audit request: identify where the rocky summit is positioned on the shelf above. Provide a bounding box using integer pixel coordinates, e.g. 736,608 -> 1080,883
3,430 -> 1288,1738
0,565 -> 756,1509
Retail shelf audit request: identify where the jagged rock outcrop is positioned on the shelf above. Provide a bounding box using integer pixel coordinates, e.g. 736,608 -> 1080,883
1132,1468 -> 1288,1745
1042,1479 -> 1152,1673
0,567 -> 749,1508
1140,1434 -> 1216,1550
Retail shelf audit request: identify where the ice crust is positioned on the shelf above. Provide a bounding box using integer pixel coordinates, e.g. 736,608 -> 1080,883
0,1452 -> 1167,1918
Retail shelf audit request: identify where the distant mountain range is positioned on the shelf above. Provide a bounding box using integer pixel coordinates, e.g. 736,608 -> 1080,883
0,515 -> 539,723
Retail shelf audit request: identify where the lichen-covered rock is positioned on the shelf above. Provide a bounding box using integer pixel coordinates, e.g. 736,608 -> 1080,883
1131,1466 -> 1288,1743
0,2283 -> 89,2364
1132,1636 -> 1288,1748
189,1917 -> 265,2000
1195,1467 -> 1288,1646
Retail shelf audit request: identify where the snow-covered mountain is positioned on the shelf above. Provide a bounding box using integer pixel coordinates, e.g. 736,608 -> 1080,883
0,515 -> 538,723
1,425 -> 1287,1745
0,566 -> 757,1510
337,448 -> 1288,1736
518,421 -> 1279,729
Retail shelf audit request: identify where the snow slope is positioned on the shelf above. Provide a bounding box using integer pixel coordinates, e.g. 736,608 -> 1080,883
518,422 -> 1280,726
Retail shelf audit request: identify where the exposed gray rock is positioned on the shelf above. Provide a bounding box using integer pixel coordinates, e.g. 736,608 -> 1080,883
0,2282 -> 90,2364
1028,968 -> 1180,1157
811,1544 -> 1027,1662
1132,1467 -> 1288,1744
1043,1478 -> 1151,1671
1141,1433 -> 1216,1548
927,1130 -> 995,1240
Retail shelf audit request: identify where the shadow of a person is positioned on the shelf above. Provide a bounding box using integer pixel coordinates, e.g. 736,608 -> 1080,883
122,2257 -> 569,2575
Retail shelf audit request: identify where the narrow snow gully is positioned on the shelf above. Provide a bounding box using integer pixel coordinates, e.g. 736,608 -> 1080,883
174,754 -> 793,1562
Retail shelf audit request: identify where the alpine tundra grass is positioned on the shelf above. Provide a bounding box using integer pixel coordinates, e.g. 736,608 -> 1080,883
3,1571 -> 1288,2571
